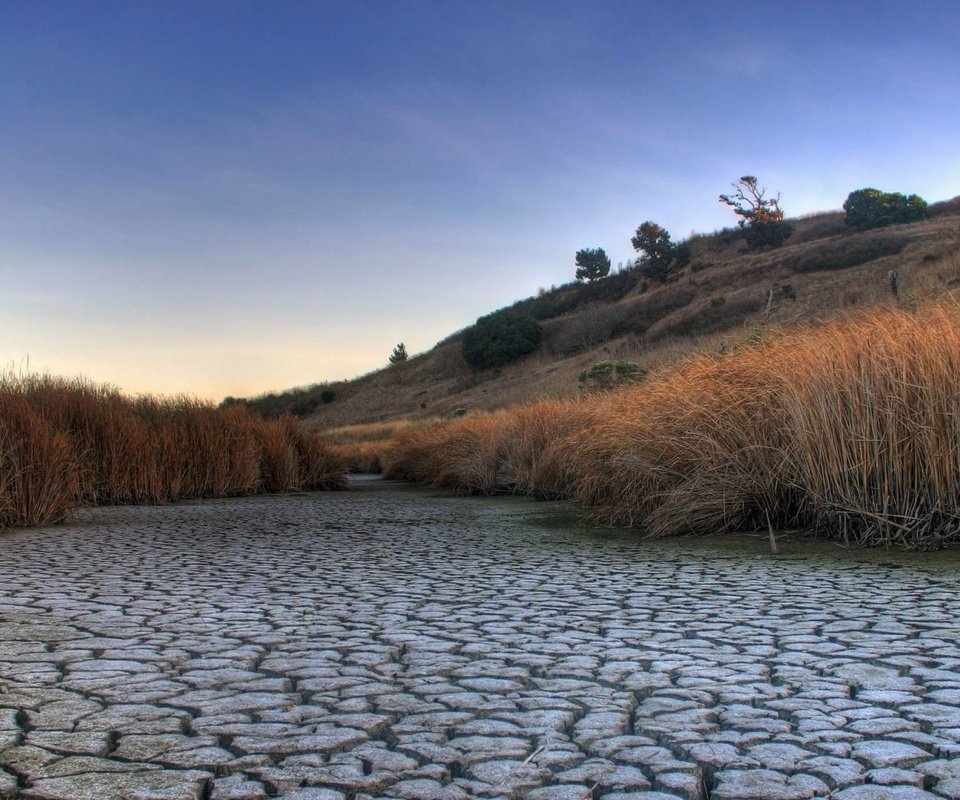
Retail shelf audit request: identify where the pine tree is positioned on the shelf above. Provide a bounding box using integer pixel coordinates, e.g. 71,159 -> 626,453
389,342 -> 408,365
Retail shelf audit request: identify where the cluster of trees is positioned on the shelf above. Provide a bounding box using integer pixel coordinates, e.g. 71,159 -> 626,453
575,175 -> 790,286
575,176 -> 930,285
843,188 -> 928,230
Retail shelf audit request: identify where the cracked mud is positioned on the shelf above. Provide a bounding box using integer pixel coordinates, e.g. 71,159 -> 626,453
2,477 -> 960,799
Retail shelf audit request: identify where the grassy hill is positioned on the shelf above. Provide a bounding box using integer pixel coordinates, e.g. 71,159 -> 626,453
243,196 -> 960,431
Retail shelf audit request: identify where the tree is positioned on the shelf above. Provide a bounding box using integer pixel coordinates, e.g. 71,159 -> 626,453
574,247 -> 611,282
631,221 -> 675,282
462,311 -> 542,370
388,342 -> 408,365
719,175 -> 792,249
843,188 -> 928,230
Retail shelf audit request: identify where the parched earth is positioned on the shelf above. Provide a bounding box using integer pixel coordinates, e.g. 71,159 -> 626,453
2,479 -> 960,800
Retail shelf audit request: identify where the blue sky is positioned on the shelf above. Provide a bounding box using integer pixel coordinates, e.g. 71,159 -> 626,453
2,1 -> 958,400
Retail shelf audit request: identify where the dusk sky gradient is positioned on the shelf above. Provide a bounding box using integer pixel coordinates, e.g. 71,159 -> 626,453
2,1 -> 958,400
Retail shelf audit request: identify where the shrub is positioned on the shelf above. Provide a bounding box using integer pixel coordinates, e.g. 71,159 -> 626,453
573,269 -> 640,304
461,311 -> 542,370
742,220 -> 793,250
788,234 -> 908,273
547,305 -> 631,356
578,361 -> 648,391
529,300 -> 563,320
843,188 -> 928,230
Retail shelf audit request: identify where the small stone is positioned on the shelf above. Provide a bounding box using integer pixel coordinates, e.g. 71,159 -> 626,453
0,769 -> 17,800
389,778 -> 471,799
210,773 -> 269,799
852,740 -> 931,769
832,786 -> 942,799
865,767 -> 925,786
712,769 -> 829,800
277,790 -> 346,800
21,769 -> 210,800
525,786 -> 598,800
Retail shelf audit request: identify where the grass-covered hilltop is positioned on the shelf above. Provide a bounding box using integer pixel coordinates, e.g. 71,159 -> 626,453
248,186 -> 960,429
5,184 -> 960,548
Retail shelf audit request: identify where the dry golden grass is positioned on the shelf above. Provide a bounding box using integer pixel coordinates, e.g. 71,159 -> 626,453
383,303 -> 960,548
382,413 -> 508,494
0,375 -> 345,530
322,419 -> 427,444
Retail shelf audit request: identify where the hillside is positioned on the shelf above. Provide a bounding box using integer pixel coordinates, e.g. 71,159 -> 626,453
244,197 -> 960,431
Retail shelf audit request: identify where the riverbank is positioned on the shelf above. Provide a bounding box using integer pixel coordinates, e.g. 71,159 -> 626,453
2,480 -> 959,798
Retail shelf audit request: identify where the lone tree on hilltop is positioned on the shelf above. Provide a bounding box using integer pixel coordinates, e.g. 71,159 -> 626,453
719,175 -> 792,249
388,342 -> 408,365
575,247 -> 611,282
631,221 -> 675,283
843,188 -> 928,230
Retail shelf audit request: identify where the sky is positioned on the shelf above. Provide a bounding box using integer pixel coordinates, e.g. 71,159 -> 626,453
1,1 -> 958,401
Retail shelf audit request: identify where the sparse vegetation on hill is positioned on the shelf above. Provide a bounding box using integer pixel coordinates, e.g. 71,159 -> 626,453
238,194 -> 960,432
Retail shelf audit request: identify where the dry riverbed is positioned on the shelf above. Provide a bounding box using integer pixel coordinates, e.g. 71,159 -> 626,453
1,477 -> 960,799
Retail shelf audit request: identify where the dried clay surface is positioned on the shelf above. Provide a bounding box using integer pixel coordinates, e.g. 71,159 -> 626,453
1,477 -> 960,799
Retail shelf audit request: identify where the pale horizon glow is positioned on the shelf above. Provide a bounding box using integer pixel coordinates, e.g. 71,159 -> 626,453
2,1 -> 958,401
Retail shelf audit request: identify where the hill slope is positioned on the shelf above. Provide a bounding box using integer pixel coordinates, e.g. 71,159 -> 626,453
246,198 -> 960,430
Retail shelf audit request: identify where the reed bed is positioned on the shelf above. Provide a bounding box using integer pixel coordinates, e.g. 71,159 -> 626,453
382,304 -> 960,548
0,375 -> 345,530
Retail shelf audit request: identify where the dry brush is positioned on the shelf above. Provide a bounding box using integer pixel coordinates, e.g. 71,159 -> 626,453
0,375 -> 345,530
382,304 -> 960,548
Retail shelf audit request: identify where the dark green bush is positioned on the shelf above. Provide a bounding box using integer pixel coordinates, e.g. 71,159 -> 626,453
462,311 -> 543,370
742,220 -> 793,250
843,188 -> 928,230
529,300 -> 564,320
788,235 -> 908,273
572,269 -> 640,304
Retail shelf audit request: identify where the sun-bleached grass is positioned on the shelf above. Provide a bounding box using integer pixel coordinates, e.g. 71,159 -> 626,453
382,303 -> 960,548
0,375 -> 345,530
324,418 -> 444,474
383,413 -> 510,494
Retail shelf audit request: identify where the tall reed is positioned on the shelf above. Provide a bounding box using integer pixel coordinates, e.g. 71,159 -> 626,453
0,375 -> 345,530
